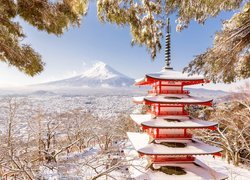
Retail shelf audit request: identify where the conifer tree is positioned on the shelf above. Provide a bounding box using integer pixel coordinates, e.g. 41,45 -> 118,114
1,0 -> 249,83
97,0 -> 249,83
184,2 -> 250,83
0,0 -> 88,76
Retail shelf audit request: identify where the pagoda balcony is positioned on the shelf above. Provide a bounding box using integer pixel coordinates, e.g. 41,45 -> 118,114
148,89 -> 190,95
156,133 -> 193,139
158,111 -> 189,116
150,155 -> 195,163
146,130 -> 193,139
148,110 -> 189,116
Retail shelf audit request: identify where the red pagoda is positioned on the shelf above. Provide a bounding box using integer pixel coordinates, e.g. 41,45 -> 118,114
127,19 -> 227,179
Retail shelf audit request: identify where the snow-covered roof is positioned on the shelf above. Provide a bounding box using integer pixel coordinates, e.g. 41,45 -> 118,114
133,159 -> 228,180
133,96 -> 145,102
133,94 -> 212,105
130,114 -> 218,129
135,77 -> 145,83
127,132 -> 222,155
147,69 -> 204,80
135,69 -> 205,85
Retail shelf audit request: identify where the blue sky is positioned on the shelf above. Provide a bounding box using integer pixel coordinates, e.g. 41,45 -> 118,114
0,2 -> 248,91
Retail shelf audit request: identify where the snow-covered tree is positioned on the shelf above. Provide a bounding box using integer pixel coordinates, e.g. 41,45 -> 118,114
198,91 -> 250,166
0,0 -> 88,76
184,2 -> 250,83
1,1 -> 249,83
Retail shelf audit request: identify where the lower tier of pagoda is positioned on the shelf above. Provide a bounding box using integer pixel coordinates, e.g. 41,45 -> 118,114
124,149 -> 228,180
127,132 -> 222,157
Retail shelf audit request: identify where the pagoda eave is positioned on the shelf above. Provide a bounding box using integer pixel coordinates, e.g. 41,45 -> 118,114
138,151 -> 222,156
132,159 -> 228,180
146,75 -> 206,84
135,72 -> 209,86
143,98 -> 213,106
141,124 -> 218,130
135,78 -> 206,86
127,132 -> 223,156
132,97 -> 213,106
130,114 -> 218,130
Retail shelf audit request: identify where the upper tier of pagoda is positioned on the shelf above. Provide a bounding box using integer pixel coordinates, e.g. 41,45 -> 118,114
133,94 -> 213,106
135,69 -> 208,86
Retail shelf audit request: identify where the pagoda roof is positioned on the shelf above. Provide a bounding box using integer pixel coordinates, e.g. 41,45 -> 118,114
133,159 -> 228,180
127,132 -> 222,156
133,94 -> 213,106
135,69 -> 206,86
130,114 -> 218,129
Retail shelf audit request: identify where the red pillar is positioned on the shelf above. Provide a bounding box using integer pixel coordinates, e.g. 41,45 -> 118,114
159,81 -> 162,94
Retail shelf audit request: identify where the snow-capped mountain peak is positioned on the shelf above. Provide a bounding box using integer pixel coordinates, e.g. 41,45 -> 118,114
80,62 -> 124,80
41,61 -> 134,88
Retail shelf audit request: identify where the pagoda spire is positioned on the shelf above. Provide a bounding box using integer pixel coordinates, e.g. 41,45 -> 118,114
164,18 -> 173,70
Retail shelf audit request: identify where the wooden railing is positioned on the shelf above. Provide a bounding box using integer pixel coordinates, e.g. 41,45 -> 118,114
145,129 -> 193,139
152,111 -> 189,116
148,90 -> 190,94
152,155 -> 195,163
156,133 -> 193,139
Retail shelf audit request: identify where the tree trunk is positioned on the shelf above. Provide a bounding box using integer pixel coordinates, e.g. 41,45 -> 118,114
225,150 -> 231,164
233,152 -> 240,166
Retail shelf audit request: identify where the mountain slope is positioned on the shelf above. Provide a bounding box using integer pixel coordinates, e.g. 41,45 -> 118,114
43,62 -> 134,87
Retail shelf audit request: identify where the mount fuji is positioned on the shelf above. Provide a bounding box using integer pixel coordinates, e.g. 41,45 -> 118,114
42,62 -> 135,88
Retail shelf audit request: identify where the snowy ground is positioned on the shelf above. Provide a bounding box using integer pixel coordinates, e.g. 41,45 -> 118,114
199,156 -> 250,180
37,147 -> 250,180
0,95 -> 136,135
40,143 -> 131,180
41,142 -> 250,180
1,95 -> 249,179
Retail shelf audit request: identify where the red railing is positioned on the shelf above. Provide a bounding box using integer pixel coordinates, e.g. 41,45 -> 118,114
148,90 -> 190,95
152,155 -> 195,163
156,133 -> 193,139
145,129 -> 193,139
156,111 -> 189,116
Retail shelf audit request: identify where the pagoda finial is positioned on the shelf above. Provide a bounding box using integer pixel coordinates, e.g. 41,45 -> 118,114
164,18 -> 173,70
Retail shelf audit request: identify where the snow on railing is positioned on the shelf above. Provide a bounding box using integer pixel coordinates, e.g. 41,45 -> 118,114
157,133 -> 193,139
148,111 -> 189,116
152,155 -> 195,163
145,129 -> 192,139
148,90 -> 190,94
